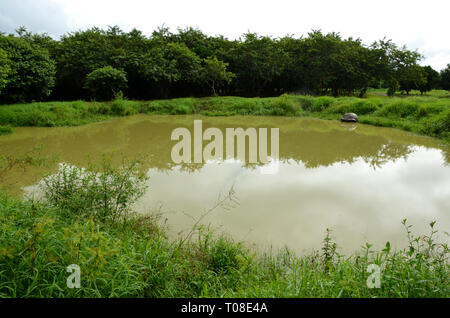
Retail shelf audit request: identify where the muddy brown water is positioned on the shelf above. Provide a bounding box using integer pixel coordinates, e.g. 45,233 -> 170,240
1,114 -> 449,254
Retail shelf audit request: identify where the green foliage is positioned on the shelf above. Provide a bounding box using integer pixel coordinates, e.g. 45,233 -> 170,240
371,40 -> 429,96
41,158 -> 148,222
0,26 -> 443,101
0,34 -> 55,103
387,78 -> 400,97
0,188 -> 448,297
54,27 -> 114,100
420,108 -> 450,139
0,48 -> 11,93
376,100 -> 420,118
440,64 -> 450,91
228,33 -> 288,96
111,94 -> 140,116
15,26 -> 58,54
0,125 -> 12,135
321,229 -> 338,271
203,56 -> 235,96
327,99 -> 378,115
0,153 -> 448,297
396,58 -> 426,95
84,66 -> 128,101
300,31 -> 373,96
0,100 -> 114,127
300,96 -> 334,112
418,66 -> 440,94
207,237 -> 243,273
271,95 -> 298,115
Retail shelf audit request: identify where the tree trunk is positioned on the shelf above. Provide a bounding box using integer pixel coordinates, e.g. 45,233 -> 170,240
211,80 -> 216,97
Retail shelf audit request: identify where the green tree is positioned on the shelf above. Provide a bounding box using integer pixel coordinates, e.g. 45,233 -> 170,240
398,64 -> 426,94
15,26 -> 58,56
278,36 -> 306,93
0,48 -> 10,93
298,31 -> 375,96
159,42 -> 204,98
371,40 -> 424,95
391,46 -> 424,95
0,35 -> 55,103
203,56 -> 235,96
228,33 -> 288,96
440,64 -> 450,91
417,66 -> 440,94
54,27 -> 111,99
171,27 -> 215,59
84,66 -> 128,100
1,25 -> 436,100
387,77 -> 399,96
331,38 -> 373,97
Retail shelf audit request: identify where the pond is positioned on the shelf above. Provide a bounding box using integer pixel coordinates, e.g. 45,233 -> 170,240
1,114 -> 449,254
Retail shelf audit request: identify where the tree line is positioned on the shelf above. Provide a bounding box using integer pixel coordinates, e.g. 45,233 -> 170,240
0,25 -> 449,103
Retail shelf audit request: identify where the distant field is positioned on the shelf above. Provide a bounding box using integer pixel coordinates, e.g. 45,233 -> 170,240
367,88 -> 450,98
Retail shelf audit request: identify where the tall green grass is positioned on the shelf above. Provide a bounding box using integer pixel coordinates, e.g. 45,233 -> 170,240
0,159 -> 448,298
0,100 -> 112,127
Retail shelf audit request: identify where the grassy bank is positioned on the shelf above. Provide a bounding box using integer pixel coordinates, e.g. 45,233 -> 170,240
0,93 -> 449,142
0,125 -> 12,136
0,159 -> 448,298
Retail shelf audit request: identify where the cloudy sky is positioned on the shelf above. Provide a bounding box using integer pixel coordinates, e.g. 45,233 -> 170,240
1,0 -> 449,71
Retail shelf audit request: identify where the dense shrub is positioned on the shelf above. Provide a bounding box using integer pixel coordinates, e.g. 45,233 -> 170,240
387,78 -> 400,97
111,96 -> 140,116
351,101 -> 378,114
84,66 -> 128,101
376,101 -> 420,118
271,95 -> 298,116
41,159 -> 148,222
307,97 -> 334,112
294,96 -> 314,111
207,237 -> 243,273
327,100 -> 378,115
420,109 -> 450,138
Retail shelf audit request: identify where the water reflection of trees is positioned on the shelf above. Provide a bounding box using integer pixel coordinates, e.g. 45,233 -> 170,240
364,142 -> 413,169
278,130 -> 415,169
1,117 -> 448,177
140,128 -> 434,172
101,121 -> 448,172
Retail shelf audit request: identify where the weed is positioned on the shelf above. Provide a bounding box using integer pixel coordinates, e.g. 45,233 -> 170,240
41,157 -> 148,223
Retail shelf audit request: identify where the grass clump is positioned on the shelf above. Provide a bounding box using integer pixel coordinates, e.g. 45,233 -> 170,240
111,97 -> 140,116
41,157 -> 148,223
270,94 -> 299,116
376,100 -> 421,118
0,125 -> 12,135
